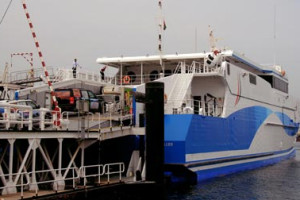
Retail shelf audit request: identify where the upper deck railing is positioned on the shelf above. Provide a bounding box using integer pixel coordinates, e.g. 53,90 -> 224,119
112,61 -> 224,86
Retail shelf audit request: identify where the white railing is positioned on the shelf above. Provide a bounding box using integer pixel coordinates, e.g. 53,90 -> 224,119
165,99 -> 223,117
0,102 -> 134,131
103,162 -> 125,183
52,69 -> 114,84
8,67 -> 55,84
0,103 -> 33,130
115,61 -> 224,86
60,109 -> 133,132
0,103 -> 63,131
0,163 -> 125,199
0,172 -> 30,198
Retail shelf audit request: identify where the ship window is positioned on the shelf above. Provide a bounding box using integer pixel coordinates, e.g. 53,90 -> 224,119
164,69 -> 172,77
127,71 -> 136,83
227,64 -> 230,75
259,75 -> 273,87
259,75 -> 288,93
249,74 -> 256,85
273,77 -> 288,93
150,70 -> 159,81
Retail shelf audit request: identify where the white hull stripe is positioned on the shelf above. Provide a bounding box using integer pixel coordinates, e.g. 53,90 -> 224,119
189,147 -> 294,172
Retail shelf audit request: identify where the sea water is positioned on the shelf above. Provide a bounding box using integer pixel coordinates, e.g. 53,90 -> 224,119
168,143 -> 300,200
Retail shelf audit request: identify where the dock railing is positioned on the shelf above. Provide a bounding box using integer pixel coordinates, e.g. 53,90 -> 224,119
0,162 -> 125,199
0,103 -> 33,130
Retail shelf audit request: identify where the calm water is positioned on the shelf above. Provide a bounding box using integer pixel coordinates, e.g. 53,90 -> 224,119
168,143 -> 300,200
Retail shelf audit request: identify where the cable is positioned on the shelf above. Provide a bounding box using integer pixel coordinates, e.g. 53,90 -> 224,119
0,0 -> 13,27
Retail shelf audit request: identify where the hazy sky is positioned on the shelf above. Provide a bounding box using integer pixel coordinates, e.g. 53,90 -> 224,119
0,0 -> 299,98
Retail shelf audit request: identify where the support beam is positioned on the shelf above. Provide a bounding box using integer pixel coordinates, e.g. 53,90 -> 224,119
13,140 -> 34,185
0,163 -> 7,187
8,139 -> 15,183
29,139 -> 39,192
16,146 -> 31,187
63,144 -> 81,179
58,138 -> 63,177
68,148 -> 80,177
2,139 -> 17,195
63,140 -> 96,180
38,143 -> 56,178
53,138 -> 65,191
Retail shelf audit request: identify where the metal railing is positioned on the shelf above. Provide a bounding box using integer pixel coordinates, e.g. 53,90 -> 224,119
0,162 -> 125,199
0,103 -> 61,130
0,103 -> 33,130
0,172 -> 30,198
52,69 -> 114,84
165,99 -> 223,117
61,109 -> 133,132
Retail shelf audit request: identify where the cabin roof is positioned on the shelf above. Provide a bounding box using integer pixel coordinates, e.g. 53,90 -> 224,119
96,50 -> 287,81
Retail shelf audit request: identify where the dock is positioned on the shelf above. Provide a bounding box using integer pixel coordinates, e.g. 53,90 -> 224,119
0,82 -> 165,200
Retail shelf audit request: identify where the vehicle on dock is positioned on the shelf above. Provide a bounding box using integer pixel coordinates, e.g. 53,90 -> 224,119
54,88 -> 100,113
0,99 -> 52,130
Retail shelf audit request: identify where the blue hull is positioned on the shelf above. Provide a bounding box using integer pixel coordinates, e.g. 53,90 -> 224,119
163,106 -> 299,184
195,148 -> 296,182
165,148 -> 296,184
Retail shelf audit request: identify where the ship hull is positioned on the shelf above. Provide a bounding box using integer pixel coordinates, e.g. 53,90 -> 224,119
164,108 -> 298,184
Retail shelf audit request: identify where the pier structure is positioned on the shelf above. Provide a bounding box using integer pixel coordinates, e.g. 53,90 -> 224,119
0,124 -> 144,197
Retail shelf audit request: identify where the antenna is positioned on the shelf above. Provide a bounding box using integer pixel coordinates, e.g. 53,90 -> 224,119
273,4 -> 277,67
208,25 -> 217,51
195,27 -> 198,52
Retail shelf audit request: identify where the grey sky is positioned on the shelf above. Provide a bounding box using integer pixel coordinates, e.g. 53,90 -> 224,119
0,0 -> 299,98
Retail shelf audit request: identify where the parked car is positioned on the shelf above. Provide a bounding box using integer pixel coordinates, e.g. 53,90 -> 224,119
0,100 -> 21,129
0,99 -> 52,130
54,88 -> 100,112
8,100 -> 52,119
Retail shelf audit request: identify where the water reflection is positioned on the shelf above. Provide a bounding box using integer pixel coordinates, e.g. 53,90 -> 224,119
168,145 -> 300,200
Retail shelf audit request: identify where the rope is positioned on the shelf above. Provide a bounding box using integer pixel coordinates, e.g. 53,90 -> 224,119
0,0 -> 13,27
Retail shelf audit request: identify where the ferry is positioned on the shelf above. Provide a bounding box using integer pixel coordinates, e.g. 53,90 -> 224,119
96,48 -> 300,184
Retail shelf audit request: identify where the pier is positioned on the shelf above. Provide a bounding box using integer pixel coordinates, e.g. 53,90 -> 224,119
0,82 -> 165,200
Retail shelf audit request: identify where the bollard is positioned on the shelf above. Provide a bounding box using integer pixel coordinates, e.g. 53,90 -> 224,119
145,82 -> 164,185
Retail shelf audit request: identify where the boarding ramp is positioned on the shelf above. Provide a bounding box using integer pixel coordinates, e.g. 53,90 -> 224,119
8,67 -> 55,85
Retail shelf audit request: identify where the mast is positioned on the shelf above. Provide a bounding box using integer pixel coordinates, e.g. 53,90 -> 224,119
21,0 -> 61,127
158,0 -> 166,75
273,4 -> 277,67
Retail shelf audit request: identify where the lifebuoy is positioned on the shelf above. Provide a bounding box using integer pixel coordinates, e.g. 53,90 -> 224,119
123,76 -> 131,84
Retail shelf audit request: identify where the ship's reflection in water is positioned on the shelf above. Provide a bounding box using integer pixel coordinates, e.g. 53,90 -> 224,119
168,143 -> 300,200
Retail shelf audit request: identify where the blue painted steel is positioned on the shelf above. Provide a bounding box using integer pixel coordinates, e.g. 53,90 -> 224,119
165,106 -> 274,163
274,112 -> 299,136
194,149 -> 295,182
165,106 -> 298,164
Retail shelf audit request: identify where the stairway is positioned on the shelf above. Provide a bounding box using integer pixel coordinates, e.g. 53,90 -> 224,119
167,74 -> 193,111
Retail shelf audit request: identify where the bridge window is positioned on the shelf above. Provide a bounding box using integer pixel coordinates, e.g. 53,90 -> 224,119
274,77 -> 288,93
